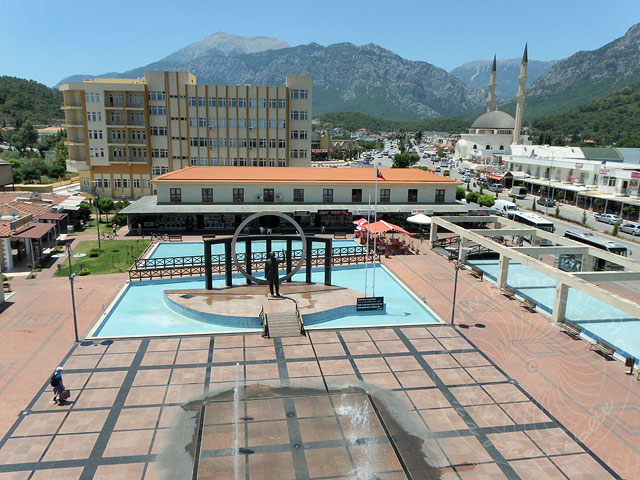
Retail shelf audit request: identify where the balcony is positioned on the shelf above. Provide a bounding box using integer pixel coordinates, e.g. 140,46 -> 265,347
128,138 -> 146,145
61,103 -> 82,110
126,121 -> 145,128
65,139 -> 85,146
61,122 -> 83,128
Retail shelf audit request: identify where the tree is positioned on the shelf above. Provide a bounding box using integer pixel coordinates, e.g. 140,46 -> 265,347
391,153 -> 419,168
466,192 -> 480,204
12,120 -> 39,153
52,137 -> 68,170
436,147 -> 445,158
456,187 -> 466,200
97,197 -> 115,222
77,202 -> 92,223
18,164 -> 41,184
415,131 -> 423,143
478,194 -> 495,207
46,163 -> 66,179
612,223 -> 619,236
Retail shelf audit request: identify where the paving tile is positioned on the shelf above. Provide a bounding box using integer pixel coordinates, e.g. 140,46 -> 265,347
410,338 -> 445,352
306,445 -> 357,478
449,385 -> 495,406
338,412 -> 385,440
30,467 -> 84,480
465,366 -> 507,383
174,349 -> 209,365
107,340 -> 142,353
42,432 -> 99,461
114,406 -> 161,430
395,370 -> 435,388
55,372 -> 91,390
422,353 -> 459,369
349,443 -> 404,476
400,326 -> 433,339
212,335 -> 244,349
198,456 -> 245,479
374,339 -> 409,354
0,436 -> 51,464
244,335 -> 273,347
246,419 -> 290,446
146,338 -> 180,352
345,341 -> 379,355
151,426 -> 193,455
210,364 -> 245,382
0,473 -> 33,480
437,336 -> 472,350
312,342 -> 346,357
212,347 -> 244,363
525,427 -> 584,455
93,463 -> 145,479
294,396 -> 334,418
340,330 -> 371,342
465,404 -> 515,428
11,412 -> 67,436
74,343 -> 110,355
141,351 -> 175,367
103,429 -> 155,457
435,368 -> 476,386
456,462 -> 509,479
178,336 -> 210,350
309,330 -> 341,343
132,369 -> 171,386
62,354 -> 102,370
367,328 -> 400,341
165,383 -> 204,404
124,386 -> 166,406
97,352 -> 136,368
406,388 -> 451,410
420,407 -> 468,432
245,362 -> 279,380
248,451 -> 296,480
58,409 -> 110,433
486,431 -> 544,460
500,402 -> 552,425
353,357 -> 390,374
282,344 -> 315,359
298,416 -> 342,443
451,351 -> 491,367
360,372 -> 401,389
279,336 -> 310,346
285,360 -> 322,378
201,423 -> 245,451
509,457 -> 568,480
159,405 -> 194,428
319,359 -> 355,376
74,387 -> 120,408
85,370 -> 128,389
244,346 -> 277,362
482,383 -> 529,403
437,435 -> 493,465
384,355 -> 422,371
170,367 -> 206,384
428,327 -> 461,339
246,398 -> 286,422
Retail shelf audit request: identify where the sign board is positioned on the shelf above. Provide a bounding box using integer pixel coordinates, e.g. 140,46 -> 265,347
311,149 -> 329,153
599,168 -> 610,175
29,192 -> 43,202
356,296 -> 384,311
575,163 -> 583,168
631,171 -> 640,179
318,210 -> 348,215
293,210 -> 310,217
352,210 -> 374,216
411,209 -> 434,215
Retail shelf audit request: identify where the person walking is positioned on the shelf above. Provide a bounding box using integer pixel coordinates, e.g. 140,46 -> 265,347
51,367 -> 65,404
112,223 -> 118,235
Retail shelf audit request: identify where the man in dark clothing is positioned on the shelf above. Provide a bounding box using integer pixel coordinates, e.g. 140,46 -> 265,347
264,252 -> 281,297
51,366 -> 65,404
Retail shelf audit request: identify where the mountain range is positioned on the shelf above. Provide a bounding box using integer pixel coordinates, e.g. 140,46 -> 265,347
449,58 -> 556,101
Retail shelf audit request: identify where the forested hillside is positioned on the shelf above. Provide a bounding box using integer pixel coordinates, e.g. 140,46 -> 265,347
315,111 -> 474,134
530,81 -> 640,147
0,76 -> 63,126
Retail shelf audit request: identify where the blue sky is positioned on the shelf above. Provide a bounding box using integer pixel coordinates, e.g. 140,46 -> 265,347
3,0 -> 639,87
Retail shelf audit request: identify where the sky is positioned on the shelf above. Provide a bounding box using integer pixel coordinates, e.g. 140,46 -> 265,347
3,0 -> 640,87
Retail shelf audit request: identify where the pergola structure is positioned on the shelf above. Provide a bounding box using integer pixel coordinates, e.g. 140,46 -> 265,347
429,216 -> 640,324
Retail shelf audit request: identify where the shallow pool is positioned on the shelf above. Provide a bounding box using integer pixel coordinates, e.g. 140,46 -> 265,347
92,265 -> 440,338
467,258 -> 640,363
149,239 -> 363,258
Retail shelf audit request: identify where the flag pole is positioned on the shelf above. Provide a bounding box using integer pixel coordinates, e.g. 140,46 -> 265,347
373,169 -> 378,297
364,193 -> 371,297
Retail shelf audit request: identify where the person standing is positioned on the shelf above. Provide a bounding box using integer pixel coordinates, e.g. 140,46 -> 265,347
264,252 -> 281,297
51,367 -> 65,404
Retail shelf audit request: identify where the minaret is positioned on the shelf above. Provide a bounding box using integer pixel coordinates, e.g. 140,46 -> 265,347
487,54 -> 497,112
512,43 -> 527,145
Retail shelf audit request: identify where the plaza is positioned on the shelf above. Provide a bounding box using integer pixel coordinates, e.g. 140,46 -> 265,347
0,225 -> 637,479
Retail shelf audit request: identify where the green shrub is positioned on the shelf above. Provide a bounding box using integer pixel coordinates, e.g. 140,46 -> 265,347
88,248 -> 104,258
26,273 -> 37,280
78,267 -> 91,276
112,214 -> 127,226
582,210 -> 588,226
478,194 -> 495,207
612,223 -> 619,236
466,192 -> 480,204
555,206 -> 560,218
531,197 -> 536,211
456,187 -> 466,200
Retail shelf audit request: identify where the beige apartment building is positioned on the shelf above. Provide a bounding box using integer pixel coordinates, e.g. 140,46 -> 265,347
59,71 -> 312,198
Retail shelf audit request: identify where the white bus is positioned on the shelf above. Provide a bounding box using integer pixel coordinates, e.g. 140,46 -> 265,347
512,212 -> 555,246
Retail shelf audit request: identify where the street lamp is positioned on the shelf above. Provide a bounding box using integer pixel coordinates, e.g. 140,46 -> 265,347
66,242 -> 79,342
450,237 -> 462,325
92,190 -> 102,249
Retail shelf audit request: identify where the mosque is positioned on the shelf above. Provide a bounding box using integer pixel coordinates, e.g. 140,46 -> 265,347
454,45 -> 531,161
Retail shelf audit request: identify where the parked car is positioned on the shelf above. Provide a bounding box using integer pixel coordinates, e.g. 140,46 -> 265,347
434,166 -> 441,173
461,175 -> 471,183
595,213 -> 622,225
619,222 -> 640,236
537,197 -> 556,207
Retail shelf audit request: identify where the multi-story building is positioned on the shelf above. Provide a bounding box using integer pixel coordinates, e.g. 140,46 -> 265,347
59,72 -> 312,199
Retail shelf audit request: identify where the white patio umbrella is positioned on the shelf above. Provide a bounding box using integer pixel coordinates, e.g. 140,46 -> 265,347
406,213 -> 432,225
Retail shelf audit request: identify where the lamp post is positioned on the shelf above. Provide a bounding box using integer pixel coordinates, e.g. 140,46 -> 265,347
93,190 -> 101,249
450,237 -> 462,325
66,242 -> 79,342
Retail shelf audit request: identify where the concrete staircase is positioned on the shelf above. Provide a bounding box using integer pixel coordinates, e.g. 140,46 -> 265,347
263,310 -> 304,338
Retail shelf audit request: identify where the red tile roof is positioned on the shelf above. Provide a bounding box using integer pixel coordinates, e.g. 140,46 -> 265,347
11,222 -> 56,239
0,192 -> 69,238
152,166 -> 459,185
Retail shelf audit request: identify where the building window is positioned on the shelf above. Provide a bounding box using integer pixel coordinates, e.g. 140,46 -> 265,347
258,98 -> 266,108
352,189 -> 362,203
233,188 -> 244,203
142,179 -> 150,189
122,178 -> 130,189
408,189 -> 418,203
278,99 -> 286,108
238,98 -> 246,107
435,189 -> 445,203
380,189 -> 390,203
499,145 -> 504,150
290,89 -> 299,99
293,189 -> 304,202
228,98 -> 237,107
218,97 -> 226,107
248,98 -> 256,108
278,139 -> 286,148
202,188 -> 213,203
485,145 -> 491,149
188,97 -> 196,106
300,90 -> 308,99
269,138 -> 277,148
170,188 -> 182,203
198,97 -> 206,107
133,178 -> 140,188
323,189 -> 333,203
263,188 -> 274,203
268,98 -> 277,108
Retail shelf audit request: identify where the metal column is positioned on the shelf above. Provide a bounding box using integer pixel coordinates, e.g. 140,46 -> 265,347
224,241 -> 232,287
245,240 -> 252,285
286,238 -> 292,282
204,240 -> 212,290
324,238 -> 332,286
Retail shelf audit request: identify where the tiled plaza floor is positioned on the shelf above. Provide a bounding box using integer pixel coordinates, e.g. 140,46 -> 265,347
0,326 -> 618,479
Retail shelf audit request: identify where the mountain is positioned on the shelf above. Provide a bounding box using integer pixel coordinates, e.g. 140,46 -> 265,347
530,80 -> 640,147
57,37 -> 487,121
0,76 -> 63,125
502,23 -> 640,119
450,58 -> 556,101
159,31 -> 289,63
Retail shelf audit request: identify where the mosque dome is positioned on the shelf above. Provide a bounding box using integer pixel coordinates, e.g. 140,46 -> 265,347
471,111 -> 515,129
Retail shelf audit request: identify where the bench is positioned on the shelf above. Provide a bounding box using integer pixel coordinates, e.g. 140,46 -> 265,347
469,266 -> 483,281
334,232 -> 347,239
590,339 -> 615,360
3,282 -> 11,293
202,234 -> 216,240
520,298 -> 536,312
501,286 -> 516,299
168,234 -> 183,242
560,320 -> 581,340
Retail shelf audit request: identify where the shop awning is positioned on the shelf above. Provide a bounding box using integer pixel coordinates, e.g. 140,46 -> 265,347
11,222 -> 56,239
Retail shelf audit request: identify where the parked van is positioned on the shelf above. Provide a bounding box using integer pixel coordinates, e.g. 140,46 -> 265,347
490,183 -> 504,193
494,199 -> 519,218
509,186 -> 528,199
